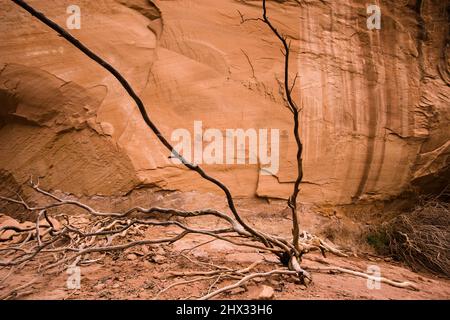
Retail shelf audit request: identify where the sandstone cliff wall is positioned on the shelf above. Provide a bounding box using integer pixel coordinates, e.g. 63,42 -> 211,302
0,0 -> 448,205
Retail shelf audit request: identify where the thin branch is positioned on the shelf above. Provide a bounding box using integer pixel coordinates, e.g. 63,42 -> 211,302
199,269 -> 297,300
305,266 -> 419,291
0,279 -> 37,300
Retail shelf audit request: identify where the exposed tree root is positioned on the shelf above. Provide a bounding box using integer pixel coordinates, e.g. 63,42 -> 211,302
156,261 -> 262,299
199,269 -> 298,300
304,266 -> 419,291
0,279 -> 36,300
0,183 -> 418,299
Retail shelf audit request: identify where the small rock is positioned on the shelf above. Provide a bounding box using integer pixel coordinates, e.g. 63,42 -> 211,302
256,285 -> 275,300
93,283 -> 106,291
142,246 -> 150,255
143,281 -> 155,290
100,122 -> 114,136
155,246 -> 165,255
151,255 -> 165,264
253,277 -> 266,283
143,260 -> 153,269
127,253 -> 138,261
45,217 -> 62,231
208,240 -> 235,252
112,283 -> 120,289
0,215 -> 34,243
229,287 -> 246,295
192,250 -> 209,259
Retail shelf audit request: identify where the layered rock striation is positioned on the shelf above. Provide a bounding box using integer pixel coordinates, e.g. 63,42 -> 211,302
0,0 -> 448,205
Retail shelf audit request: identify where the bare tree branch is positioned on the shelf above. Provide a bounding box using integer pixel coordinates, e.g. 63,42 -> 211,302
10,0 -> 269,247
261,0 -> 303,255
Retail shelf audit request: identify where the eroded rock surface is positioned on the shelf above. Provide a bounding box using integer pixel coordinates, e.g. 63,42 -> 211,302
0,0 -> 448,204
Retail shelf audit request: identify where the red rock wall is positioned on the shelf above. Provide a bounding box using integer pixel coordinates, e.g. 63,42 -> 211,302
0,0 -> 448,204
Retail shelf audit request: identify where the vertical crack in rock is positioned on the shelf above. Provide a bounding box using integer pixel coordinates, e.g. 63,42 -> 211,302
1,0 -> 449,204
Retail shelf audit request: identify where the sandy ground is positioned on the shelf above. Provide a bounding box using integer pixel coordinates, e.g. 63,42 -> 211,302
1,194 -> 449,300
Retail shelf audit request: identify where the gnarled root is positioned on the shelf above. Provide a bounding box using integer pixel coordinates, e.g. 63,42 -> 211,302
0,184 -> 419,299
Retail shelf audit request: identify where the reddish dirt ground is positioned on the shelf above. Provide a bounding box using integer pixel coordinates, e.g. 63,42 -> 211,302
1,193 -> 449,300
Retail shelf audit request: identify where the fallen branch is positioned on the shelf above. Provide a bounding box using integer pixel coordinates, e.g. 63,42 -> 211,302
305,266 -> 419,291
0,279 -> 36,300
199,269 -> 297,300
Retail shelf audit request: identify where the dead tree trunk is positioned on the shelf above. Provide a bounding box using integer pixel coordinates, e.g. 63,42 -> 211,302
261,0 -> 304,255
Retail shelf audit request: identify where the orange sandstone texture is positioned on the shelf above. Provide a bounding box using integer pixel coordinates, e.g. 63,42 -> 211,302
0,0 -> 448,204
